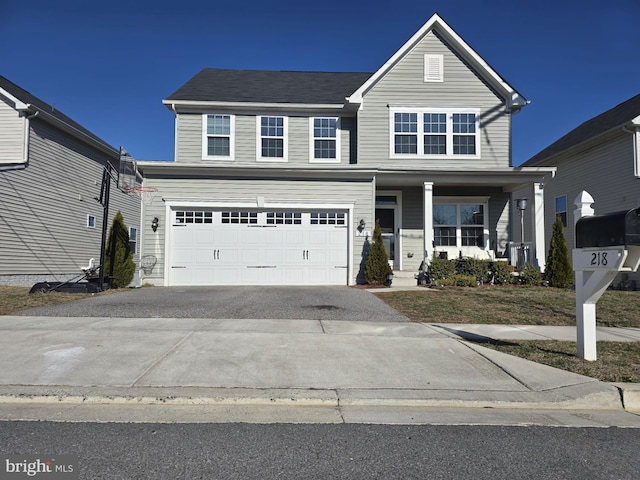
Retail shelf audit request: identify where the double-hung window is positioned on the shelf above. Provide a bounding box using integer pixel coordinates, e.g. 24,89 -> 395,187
310,117 -> 340,162
433,201 -> 487,249
203,114 -> 234,160
258,116 -> 288,162
390,108 -> 480,158
555,195 -> 567,227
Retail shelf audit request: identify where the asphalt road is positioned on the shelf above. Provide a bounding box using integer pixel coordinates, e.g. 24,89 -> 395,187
1,422 -> 639,479
16,286 -> 409,322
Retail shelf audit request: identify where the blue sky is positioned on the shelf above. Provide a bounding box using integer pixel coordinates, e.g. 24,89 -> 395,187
1,0 -> 638,165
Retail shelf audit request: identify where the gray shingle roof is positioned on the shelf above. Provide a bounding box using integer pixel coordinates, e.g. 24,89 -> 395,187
0,75 -> 117,154
523,93 -> 640,166
165,69 -> 373,104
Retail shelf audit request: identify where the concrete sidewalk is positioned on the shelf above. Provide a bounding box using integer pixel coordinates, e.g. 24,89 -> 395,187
0,315 -> 639,425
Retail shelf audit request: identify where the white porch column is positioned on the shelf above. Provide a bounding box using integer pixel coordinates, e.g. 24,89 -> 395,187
532,182 -> 546,270
423,182 -> 434,267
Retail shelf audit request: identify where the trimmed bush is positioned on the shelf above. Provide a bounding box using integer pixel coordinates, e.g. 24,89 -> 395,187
545,215 -> 574,288
105,211 -> 136,288
490,261 -> 514,285
456,258 -> 490,284
365,220 -> 393,286
427,256 -> 456,283
519,263 -> 542,286
436,274 -> 478,287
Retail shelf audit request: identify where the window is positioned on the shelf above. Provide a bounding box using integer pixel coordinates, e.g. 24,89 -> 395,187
266,212 -> 302,225
87,215 -> 96,228
129,227 -> 138,254
221,211 -> 258,224
310,118 -> 339,162
424,54 -> 443,82
390,108 -> 480,158
258,116 -> 287,161
555,195 -> 567,227
175,211 -> 213,224
310,212 -> 346,225
433,202 -> 486,248
203,114 -> 234,160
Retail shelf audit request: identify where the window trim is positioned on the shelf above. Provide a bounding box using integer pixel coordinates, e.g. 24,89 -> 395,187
433,197 -> 489,250
129,226 -> 138,254
309,117 -> 341,163
202,114 -> 235,161
555,195 -> 568,227
87,215 -> 96,228
257,115 -> 288,162
389,107 -> 481,159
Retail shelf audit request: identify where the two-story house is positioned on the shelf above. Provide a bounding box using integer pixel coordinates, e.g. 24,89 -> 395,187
136,14 -> 554,286
0,75 -> 140,287
522,93 -> 640,289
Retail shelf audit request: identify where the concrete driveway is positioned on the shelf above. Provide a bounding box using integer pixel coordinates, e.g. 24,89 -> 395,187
16,286 -> 410,322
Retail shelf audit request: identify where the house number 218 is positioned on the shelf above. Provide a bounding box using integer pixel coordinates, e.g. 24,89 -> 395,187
591,252 -> 608,266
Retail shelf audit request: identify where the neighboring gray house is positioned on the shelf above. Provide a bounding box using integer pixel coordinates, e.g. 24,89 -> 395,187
0,75 -> 140,286
522,94 -> 640,288
137,13 -> 554,286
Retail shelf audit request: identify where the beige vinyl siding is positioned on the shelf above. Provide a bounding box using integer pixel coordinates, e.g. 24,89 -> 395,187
139,176 -> 373,284
540,131 -> 640,285
176,112 -> 354,165
359,31 -> 510,169
0,99 -> 25,164
377,186 -> 511,272
0,120 -> 140,281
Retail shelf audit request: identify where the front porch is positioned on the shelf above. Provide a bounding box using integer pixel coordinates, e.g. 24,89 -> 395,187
373,167 -> 554,276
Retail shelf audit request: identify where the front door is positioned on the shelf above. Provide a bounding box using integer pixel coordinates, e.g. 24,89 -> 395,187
375,192 -> 401,270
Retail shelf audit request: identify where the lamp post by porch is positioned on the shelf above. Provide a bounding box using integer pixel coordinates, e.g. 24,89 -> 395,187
516,198 -> 528,267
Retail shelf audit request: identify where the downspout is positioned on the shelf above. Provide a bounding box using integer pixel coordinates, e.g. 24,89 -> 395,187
170,103 -> 178,162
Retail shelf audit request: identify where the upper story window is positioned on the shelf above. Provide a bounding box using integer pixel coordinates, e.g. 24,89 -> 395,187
257,116 -> 288,162
390,108 -> 480,159
310,117 -> 340,163
203,114 -> 234,160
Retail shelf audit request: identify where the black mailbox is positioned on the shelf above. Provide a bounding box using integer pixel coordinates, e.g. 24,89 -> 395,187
576,208 -> 640,248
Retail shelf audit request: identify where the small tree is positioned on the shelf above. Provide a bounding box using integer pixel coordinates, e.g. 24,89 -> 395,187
105,210 -> 136,288
365,220 -> 393,286
545,215 -> 573,288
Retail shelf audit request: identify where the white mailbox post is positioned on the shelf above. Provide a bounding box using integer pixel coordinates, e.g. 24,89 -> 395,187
573,192 -> 640,360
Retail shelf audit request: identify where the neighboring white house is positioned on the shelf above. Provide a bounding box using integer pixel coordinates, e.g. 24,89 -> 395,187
0,75 -> 140,286
521,93 -> 640,289
136,13 -> 554,286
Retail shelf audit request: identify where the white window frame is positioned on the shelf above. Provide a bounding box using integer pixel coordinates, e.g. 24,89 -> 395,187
555,195 -> 568,227
389,107 -> 481,159
309,117 -> 340,163
129,227 -> 138,254
424,54 -> 444,82
433,197 -> 489,251
87,215 -> 96,228
257,116 -> 288,162
202,114 -> 235,161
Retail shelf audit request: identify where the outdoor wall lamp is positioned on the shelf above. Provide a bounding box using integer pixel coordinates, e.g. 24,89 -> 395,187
358,219 -> 366,229
151,217 -> 159,232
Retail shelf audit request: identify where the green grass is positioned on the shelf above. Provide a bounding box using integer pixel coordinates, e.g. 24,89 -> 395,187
375,287 -> 640,327
375,286 -> 640,382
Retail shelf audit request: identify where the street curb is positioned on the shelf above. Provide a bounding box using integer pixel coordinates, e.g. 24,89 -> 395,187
0,385 -> 630,412
612,383 -> 640,413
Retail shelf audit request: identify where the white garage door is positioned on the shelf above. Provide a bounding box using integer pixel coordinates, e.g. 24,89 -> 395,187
169,209 -> 348,285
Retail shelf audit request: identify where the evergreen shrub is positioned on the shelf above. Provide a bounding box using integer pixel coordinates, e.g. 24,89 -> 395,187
105,211 -> 136,288
364,220 -> 393,286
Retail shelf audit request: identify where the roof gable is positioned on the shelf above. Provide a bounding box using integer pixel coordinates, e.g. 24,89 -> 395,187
523,93 -> 640,166
347,13 -> 527,112
0,75 -> 117,156
164,69 -> 372,105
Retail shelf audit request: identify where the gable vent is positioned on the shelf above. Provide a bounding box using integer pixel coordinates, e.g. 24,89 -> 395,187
424,54 -> 443,83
